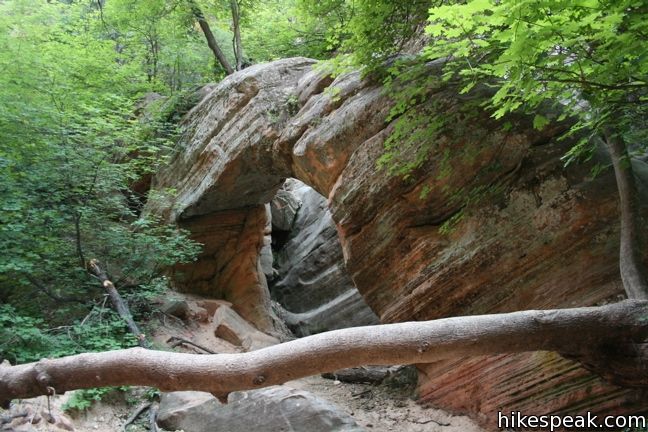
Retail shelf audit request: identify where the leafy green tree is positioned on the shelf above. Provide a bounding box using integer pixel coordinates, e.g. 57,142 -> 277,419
297,0 -> 431,70
104,0 -> 227,88
424,0 -> 647,298
242,0 -> 342,61
1,0 -> 340,365
0,0 -> 201,361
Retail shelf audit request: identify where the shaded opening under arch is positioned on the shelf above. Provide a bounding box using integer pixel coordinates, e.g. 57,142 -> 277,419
263,178 -> 379,336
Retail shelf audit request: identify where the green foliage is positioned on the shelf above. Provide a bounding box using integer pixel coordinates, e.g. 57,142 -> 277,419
0,0 -> 331,370
297,0 -> 432,71
312,0 -> 646,208
0,304 -> 133,363
340,0 -> 430,70
242,0 -> 332,61
0,305 -> 67,364
425,0 -> 648,160
104,0 -> 232,88
0,0 -> 207,364
293,0 -> 354,57
0,0 -> 400,369
62,387 -> 129,413
143,387 -> 161,401
338,0 -> 648,236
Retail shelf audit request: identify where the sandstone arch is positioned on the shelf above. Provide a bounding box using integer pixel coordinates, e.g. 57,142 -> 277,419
144,58 -> 648,424
145,57 -> 393,333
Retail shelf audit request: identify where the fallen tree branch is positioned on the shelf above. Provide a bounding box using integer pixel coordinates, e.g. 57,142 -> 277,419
87,259 -> 149,348
322,366 -> 393,384
1,301 -> 647,406
166,337 -> 216,354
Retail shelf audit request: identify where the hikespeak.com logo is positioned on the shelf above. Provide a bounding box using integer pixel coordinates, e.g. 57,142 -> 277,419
498,411 -> 647,431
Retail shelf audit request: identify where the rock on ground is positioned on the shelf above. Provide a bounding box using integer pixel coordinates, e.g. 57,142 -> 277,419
157,386 -> 364,432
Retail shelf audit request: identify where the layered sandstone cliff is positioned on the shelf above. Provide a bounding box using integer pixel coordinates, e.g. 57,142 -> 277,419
145,57 -> 648,428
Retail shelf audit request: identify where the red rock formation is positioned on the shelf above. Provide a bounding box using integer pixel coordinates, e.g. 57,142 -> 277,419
171,206 -> 276,332
145,58 -> 648,429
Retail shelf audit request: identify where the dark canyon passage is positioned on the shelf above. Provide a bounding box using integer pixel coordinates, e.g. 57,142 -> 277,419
266,178 -> 379,336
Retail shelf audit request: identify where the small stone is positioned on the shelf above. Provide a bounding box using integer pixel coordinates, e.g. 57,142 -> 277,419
212,305 -> 279,351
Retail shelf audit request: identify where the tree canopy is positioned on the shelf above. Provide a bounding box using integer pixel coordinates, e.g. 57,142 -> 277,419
0,0 -> 350,364
424,0 -> 647,158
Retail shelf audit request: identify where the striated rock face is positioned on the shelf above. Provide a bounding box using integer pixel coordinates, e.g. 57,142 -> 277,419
145,58 -> 648,428
270,179 -> 379,335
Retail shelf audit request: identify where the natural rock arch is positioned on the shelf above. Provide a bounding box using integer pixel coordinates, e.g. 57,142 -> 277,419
144,57 -> 392,333
144,58 -> 648,424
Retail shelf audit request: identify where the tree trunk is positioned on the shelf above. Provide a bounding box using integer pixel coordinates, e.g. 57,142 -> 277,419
87,259 -> 149,348
322,366 -> 394,384
603,126 -> 648,300
188,0 -> 235,75
1,300 -> 647,406
230,0 -> 243,70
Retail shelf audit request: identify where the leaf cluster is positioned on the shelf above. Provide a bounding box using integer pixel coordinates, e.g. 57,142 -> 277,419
425,0 -> 648,161
0,304 -> 133,364
62,386 -> 130,413
0,0 -> 203,363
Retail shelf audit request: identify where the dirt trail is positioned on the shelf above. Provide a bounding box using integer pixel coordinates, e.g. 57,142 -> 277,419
286,375 -> 483,432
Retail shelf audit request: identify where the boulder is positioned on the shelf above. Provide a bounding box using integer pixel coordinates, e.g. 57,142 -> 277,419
212,304 -> 279,351
157,391 -> 221,432
195,299 -> 232,316
157,387 -> 363,432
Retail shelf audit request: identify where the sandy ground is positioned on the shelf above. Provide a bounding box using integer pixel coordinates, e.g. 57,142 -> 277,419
286,375 -> 483,432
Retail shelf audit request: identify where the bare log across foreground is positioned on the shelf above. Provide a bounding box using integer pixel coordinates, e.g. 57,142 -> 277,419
1,301 -> 647,407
